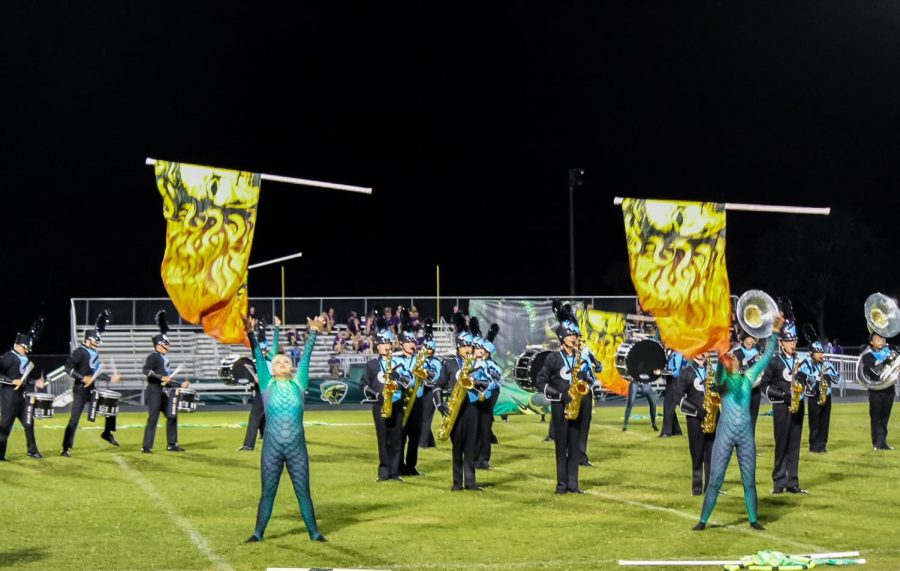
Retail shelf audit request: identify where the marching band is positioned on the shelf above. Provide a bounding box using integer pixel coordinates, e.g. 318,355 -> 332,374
2,293 -> 898,540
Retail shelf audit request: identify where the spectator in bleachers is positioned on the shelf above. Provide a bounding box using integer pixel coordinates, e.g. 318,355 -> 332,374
329,336 -> 344,377
359,335 -> 373,355
824,338 -> 833,353
347,311 -> 362,351
286,327 -> 301,367
832,338 -> 844,354
410,306 -> 421,330
326,307 -> 337,333
319,311 -> 333,334
385,306 -> 398,335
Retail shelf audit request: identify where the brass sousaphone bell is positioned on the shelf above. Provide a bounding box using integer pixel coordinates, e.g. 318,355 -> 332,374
856,293 -> 900,390
736,289 -> 779,339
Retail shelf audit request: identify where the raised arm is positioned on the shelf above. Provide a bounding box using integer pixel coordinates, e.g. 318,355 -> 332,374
296,317 -> 325,391
746,332 -> 779,383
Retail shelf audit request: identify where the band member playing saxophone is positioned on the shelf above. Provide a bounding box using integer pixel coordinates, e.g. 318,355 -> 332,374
675,353 -> 715,496
535,301 -> 590,494
362,307 -> 405,481
797,326 -> 839,453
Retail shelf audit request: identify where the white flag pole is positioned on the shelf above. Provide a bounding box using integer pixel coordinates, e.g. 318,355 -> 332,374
146,158 -> 372,195
612,196 -> 830,215
248,252 -> 303,270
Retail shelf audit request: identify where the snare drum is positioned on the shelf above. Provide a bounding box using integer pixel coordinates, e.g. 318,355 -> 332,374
94,389 -> 122,417
219,354 -> 257,386
176,388 -> 198,412
615,340 -> 667,382
514,348 -> 551,392
26,392 -> 54,419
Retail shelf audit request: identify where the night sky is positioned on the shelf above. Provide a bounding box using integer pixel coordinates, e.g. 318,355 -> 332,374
4,2 -> 900,353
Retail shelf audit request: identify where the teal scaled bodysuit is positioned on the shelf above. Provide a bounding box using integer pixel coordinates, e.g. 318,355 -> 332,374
249,331 -> 324,541
699,333 -> 778,525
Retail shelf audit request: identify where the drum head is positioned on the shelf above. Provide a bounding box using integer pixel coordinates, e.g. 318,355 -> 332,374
514,349 -> 550,392
220,355 -> 256,386
621,340 -> 667,382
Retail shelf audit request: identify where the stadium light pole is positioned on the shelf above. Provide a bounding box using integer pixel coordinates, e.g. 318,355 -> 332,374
568,168 -> 585,297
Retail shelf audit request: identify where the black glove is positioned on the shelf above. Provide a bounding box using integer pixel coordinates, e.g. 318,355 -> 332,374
437,402 -> 450,417
389,370 -> 400,381
488,368 -> 502,382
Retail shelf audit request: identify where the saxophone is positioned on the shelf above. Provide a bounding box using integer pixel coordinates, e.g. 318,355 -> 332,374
380,351 -> 398,419
818,360 -> 830,406
402,349 -> 429,426
789,355 -> 803,414
565,349 -> 592,421
437,356 -> 474,441
701,356 -> 720,434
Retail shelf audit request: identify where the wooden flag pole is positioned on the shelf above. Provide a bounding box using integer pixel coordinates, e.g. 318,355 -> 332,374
612,196 -> 830,215
436,265 -> 440,326
146,157 -> 373,194
281,265 -> 286,323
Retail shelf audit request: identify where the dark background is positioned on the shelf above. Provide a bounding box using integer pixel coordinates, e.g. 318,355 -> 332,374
3,2 -> 898,353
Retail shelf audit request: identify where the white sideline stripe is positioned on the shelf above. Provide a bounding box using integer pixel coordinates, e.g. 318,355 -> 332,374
114,456 -> 234,571
491,467 -> 826,553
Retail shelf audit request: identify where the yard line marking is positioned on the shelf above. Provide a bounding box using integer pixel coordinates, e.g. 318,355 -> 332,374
490,466 -> 826,553
113,455 -> 235,571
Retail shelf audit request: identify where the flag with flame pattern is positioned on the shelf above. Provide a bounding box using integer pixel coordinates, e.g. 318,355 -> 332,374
155,161 -> 260,345
621,198 -> 731,358
577,308 -> 630,396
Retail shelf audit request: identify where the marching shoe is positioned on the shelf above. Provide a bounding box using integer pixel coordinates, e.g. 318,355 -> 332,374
692,523 -> 706,531
451,485 -> 463,491
312,534 -> 328,542
786,486 -> 808,494
166,445 -> 185,452
237,446 -> 254,451
60,448 -> 71,457
465,485 -> 484,492
750,522 -> 765,530
141,448 -> 153,454
101,432 -> 119,446
770,487 -> 785,494
570,488 -> 585,494
27,451 -> 43,459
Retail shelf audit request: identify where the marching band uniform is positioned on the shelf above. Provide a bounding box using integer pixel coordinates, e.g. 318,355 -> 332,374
693,331 -> 779,531
860,333 -> 896,451
732,335 -> 763,433
576,344 -> 602,466
474,323 -> 502,470
796,340 -> 839,453
622,363 -> 659,432
417,319 -> 442,449
434,314 -> 481,491
396,310 -> 423,476
0,321 -> 44,460
246,319 -> 325,543
141,312 -> 187,453
660,351 -> 684,437
362,309 -> 405,481
240,321 -> 278,451
535,302 -> 590,494
675,354 -> 715,495
62,314 -> 118,456
760,321 -> 806,493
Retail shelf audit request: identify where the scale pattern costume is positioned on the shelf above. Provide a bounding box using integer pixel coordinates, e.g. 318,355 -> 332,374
249,331 -> 323,541
699,332 -> 778,525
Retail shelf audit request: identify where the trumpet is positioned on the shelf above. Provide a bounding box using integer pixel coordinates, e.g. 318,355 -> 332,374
381,351 -> 398,419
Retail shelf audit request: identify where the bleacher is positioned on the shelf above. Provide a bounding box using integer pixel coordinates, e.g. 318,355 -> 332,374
67,323 -> 457,405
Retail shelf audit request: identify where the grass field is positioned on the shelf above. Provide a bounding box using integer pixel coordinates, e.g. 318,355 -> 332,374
2,403 -> 898,570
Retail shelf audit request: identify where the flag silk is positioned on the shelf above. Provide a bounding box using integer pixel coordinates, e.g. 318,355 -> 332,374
155,161 -> 260,345
621,198 -> 731,358
577,308 -> 630,396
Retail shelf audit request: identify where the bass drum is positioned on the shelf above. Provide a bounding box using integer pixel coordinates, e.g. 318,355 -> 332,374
219,354 -> 257,386
514,348 -> 551,392
615,340 -> 667,382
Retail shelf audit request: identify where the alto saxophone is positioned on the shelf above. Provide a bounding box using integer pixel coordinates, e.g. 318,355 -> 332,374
402,349 -> 429,426
789,356 -> 803,414
818,361 -> 830,406
701,356 -> 720,434
565,350 -> 592,421
437,356 -> 474,441
380,351 -> 398,419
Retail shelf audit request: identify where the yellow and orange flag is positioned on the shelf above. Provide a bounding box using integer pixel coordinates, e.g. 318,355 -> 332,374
621,198 -> 731,358
155,161 -> 260,345
577,308 -> 630,396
